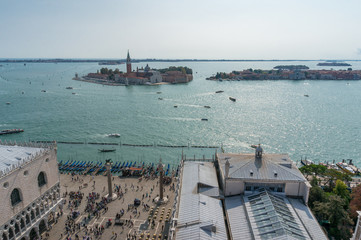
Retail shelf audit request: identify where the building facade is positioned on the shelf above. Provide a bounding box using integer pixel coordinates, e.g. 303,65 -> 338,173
0,141 -> 62,240
217,145 -> 311,203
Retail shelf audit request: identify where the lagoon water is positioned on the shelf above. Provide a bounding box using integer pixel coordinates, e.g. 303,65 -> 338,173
1,61 -> 361,168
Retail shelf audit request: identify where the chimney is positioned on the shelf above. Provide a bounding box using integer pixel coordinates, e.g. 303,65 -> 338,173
225,158 -> 230,179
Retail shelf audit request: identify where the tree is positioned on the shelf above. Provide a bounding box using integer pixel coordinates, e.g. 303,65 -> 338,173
114,68 -> 120,74
323,169 -> 351,191
349,184 -> 361,219
299,164 -> 327,178
333,180 -> 350,204
314,195 -> 353,240
100,68 -> 109,74
309,184 -> 328,209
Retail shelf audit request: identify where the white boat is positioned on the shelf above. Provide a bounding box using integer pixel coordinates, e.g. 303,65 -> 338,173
108,133 -> 120,138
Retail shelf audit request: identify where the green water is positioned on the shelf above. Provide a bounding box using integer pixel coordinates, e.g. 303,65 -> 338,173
1,61 -> 360,167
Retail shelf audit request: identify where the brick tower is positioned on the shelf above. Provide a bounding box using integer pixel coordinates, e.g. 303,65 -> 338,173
126,50 -> 132,74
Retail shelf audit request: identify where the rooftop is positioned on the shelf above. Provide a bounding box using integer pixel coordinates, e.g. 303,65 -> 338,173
225,189 -> 327,240
218,153 -> 306,182
176,161 -> 227,240
0,143 -> 45,174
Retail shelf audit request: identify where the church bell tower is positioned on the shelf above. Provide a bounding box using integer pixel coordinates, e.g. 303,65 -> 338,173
126,50 -> 132,74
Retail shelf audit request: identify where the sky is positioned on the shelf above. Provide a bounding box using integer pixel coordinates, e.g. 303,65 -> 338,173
1,0 -> 361,59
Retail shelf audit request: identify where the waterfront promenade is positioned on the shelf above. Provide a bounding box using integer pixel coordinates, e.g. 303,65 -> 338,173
46,172 -> 177,240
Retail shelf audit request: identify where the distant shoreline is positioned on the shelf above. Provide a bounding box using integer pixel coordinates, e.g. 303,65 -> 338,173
73,77 -> 169,86
1,59 -> 361,63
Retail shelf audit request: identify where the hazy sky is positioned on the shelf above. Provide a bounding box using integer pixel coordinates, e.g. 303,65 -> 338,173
1,0 -> 361,59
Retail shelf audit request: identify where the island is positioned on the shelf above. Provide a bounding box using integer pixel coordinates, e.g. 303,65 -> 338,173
317,62 -> 352,66
73,52 -> 193,86
207,66 -> 361,81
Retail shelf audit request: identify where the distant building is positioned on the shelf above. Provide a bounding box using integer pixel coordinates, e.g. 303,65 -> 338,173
0,141 -> 62,240
126,50 -> 132,74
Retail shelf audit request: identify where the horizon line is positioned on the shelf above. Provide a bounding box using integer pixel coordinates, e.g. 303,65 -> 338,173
0,58 -> 360,62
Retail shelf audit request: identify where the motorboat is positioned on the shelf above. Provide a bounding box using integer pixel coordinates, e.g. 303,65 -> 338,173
98,149 -> 116,153
204,106 -> 211,108
229,97 -> 236,102
66,87 -> 73,89
304,94 -> 309,97
108,133 -> 120,138
201,118 -> 208,121
215,90 -> 224,93
0,129 -> 24,135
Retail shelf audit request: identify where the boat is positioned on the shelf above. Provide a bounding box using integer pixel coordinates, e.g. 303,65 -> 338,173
174,105 -> 178,108
215,90 -> 224,93
229,97 -> 236,102
300,157 -> 313,166
337,159 -> 359,175
158,98 -> 163,100
98,149 -> 116,152
108,133 -> 120,138
204,106 -> 211,108
304,94 -> 309,97
72,92 -> 76,95
6,102 -> 10,105
250,145 -> 257,149
0,129 -> 24,135
201,118 -> 208,121
41,90 -> 46,92
156,92 -> 162,94
66,87 -> 73,89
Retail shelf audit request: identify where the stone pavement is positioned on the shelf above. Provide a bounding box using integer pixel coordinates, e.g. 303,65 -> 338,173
45,172 -> 176,240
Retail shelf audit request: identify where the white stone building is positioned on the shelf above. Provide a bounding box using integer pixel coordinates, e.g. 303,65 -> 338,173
217,145 -> 327,239
0,141 -> 62,240
217,145 -> 311,203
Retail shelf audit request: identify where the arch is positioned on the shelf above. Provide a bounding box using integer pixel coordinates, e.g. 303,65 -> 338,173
8,228 -> 14,239
37,172 -> 47,187
2,232 -> 8,240
30,211 -> 35,220
38,220 -> 46,234
25,214 -> 30,225
14,223 -> 20,234
20,218 -> 25,229
20,238 -> 26,240
35,208 -> 40,217
10,188 -> 22,206
29,228 -> 37,240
